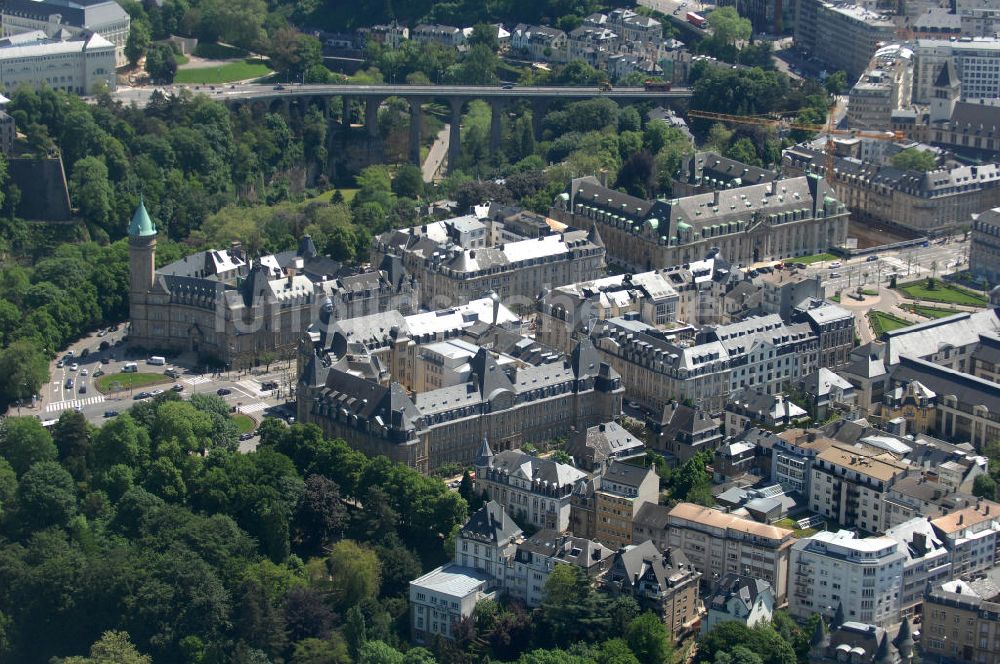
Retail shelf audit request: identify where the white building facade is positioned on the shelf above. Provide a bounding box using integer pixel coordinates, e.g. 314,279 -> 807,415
789,530 -> 905,627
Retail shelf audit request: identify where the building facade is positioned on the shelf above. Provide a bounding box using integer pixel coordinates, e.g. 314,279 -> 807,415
789,530 -> 905,627
701,574 -> 775,634
129,202 -> 416,367
2,0 -> 129,66
373,215 -> 606,312
808,443 -> 909,534
474,447 -> 587,532
971,208 -> 1000,285
793,1 -> 896,81
930,501 -> 1000,576
664,502 -> 797,605
913,37 -> 1000,103
923,577 -> 1000,664
602,540 -> 702,639
551,175 -> 849,273
0,30 -> 116,94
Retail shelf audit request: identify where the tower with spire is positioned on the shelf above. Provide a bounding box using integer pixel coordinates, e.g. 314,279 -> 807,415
127,196 -> 157,347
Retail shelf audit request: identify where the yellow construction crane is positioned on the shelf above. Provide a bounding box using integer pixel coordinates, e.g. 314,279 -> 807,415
688,108 -> 906,176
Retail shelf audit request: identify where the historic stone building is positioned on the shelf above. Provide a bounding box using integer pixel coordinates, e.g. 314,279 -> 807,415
127,201 -> 416,367
297,297 -> 623,472
551,174 -> 848,272
373,212 -> 606,312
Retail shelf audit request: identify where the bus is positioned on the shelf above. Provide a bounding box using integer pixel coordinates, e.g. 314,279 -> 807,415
687,12 -> 707,28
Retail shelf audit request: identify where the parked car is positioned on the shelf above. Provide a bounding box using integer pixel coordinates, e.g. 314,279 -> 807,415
172,384 -> 184,392
134,392 -> 152,400
164,368 -> 180,378
56,360 -> 64,368
101,357 -> 110,364
261,381 -> 279,391
830,272 -> 842,278
239,432 -> 254,441
866,255 -> 878,262
217,388 -> 232,396
93,369 -> 105,377
104,410 -> 119,418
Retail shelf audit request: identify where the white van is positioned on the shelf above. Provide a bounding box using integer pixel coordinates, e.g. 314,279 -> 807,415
122,362 -> 138,373
147,356 -> 166,366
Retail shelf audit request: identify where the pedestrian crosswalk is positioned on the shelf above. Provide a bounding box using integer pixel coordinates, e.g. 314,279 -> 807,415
238,402 -> 268,414
237,379 -> 265,396
184,375 -> 211,386
46,395 -> 105,412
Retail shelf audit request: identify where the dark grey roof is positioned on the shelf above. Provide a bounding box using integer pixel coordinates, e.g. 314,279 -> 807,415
2,0 -> 128,27
515,530 -> 612,568
707,573 -> 773,613
601,460 -> 654,490
891,354 -> 1000,414
461,500 -> 522,544
633,502 -> 672,532
934,59 -> 959,90
609,540 -> 697,593
489,450 -> 586,487
949,101 -> 1000,130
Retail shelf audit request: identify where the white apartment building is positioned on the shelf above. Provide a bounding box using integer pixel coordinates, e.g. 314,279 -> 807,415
913,38 -> 1000,103
883,517 -> 952,617
789,530 -> 904,627
809,443 -> 909,534
2,0 -> 129,67
410,565 -> 494,644
0,31 -> 116,94
454,500 -> 522,590
931,500 -> 1000,576
665,502 -> 797,605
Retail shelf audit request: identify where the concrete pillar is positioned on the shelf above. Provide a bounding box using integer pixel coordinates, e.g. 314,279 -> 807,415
448,98 -> 463,174
531,99 -> 549,140
342,96 -> 352,128
408,98 -> 422,165
489,99 -> 505,155
366,97 -> 382,138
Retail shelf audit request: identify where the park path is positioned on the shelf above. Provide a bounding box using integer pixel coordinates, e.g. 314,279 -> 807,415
423,124 -> 450,183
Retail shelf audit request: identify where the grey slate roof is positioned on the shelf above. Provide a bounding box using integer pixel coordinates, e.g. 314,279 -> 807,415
460,500 -> 523,544
707,573 -> 773,613
891,354 -> 1000,414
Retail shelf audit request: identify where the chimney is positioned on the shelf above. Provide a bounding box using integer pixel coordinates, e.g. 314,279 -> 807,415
230,241 -> 243,261
959,514 -> 964,525
599,168 -> 609,187
713,190 -> 720,206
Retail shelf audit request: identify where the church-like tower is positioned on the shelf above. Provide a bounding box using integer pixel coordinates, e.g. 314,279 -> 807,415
127,197 -> 157,347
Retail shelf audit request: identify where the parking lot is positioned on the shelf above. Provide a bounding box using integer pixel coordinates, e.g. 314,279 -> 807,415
35,325 -> 297,445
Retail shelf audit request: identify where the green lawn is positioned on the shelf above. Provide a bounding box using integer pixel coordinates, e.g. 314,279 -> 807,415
305,188 -> 359,204
830,295 -> 841,303
861,288 -> 878,296
193,42 -> 248,60
774,517 -> 819,538
904,304 -> 960,319
896,279 -> 989,307
232,414 -> 256,434
175,61 -> 271,84
174,53 -> 189,65
95,372 -> 170,394
796,253 -> 839,265
868,311 -> 913,337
